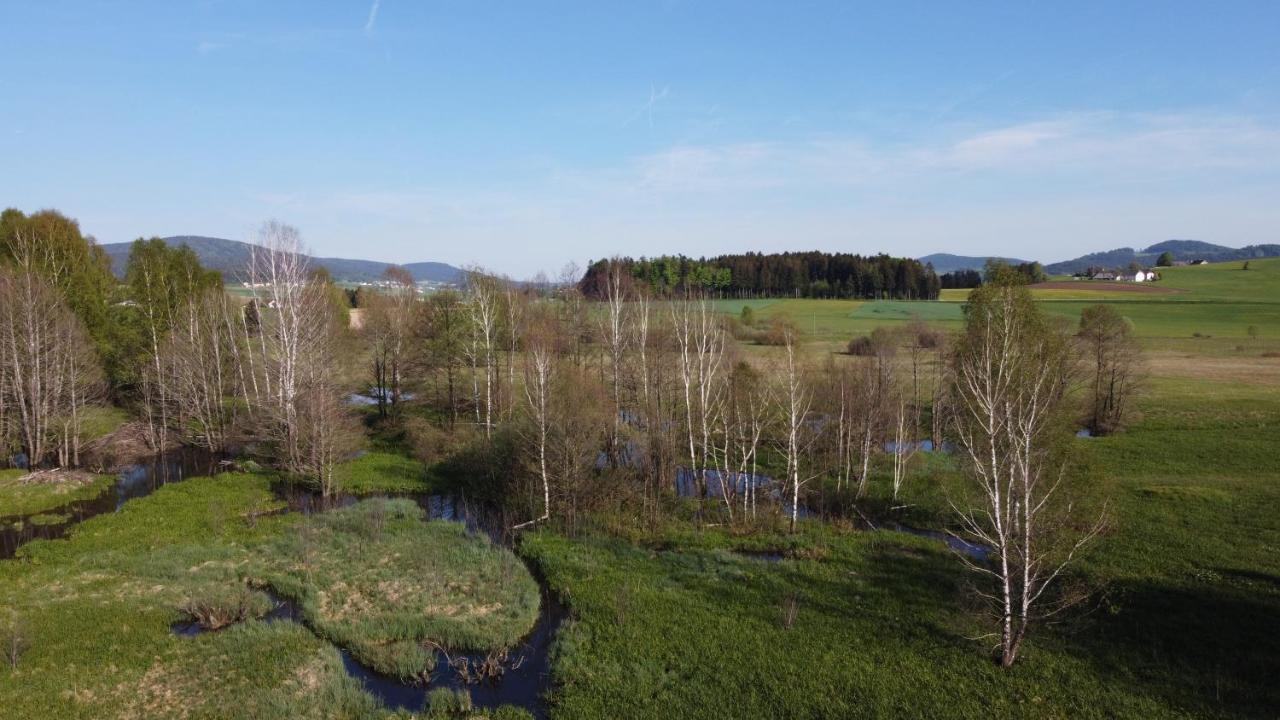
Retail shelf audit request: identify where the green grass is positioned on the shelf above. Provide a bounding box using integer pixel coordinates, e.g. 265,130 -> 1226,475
78,404 -> 132,440
0,470 -> 114,517
333,451 -> 436,494
525,528 -> 1190,719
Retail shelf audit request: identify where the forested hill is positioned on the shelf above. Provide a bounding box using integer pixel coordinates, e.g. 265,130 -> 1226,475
580,252 -> 940,300
100,236 -> 464,284
917,253 -> 1029,274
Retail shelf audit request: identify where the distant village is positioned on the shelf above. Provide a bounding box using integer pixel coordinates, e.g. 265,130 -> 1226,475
1073,258 -> 1210,282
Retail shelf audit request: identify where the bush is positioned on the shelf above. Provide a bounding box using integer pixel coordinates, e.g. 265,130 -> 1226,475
1,618 -> 30,670
907,321 -> 943,349
760,316 -> 799,346
847,335 -> 874,356
404,417 -> 471,465
179,586 -> 274,631
848,327 -> 898,356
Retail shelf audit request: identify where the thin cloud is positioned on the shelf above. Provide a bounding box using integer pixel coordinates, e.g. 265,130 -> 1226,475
364,0 -> 381,35
624,84 -> 670,128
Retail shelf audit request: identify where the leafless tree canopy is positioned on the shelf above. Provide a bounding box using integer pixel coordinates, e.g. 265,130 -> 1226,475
244,221 -> 359,494
0,268 -> 102,467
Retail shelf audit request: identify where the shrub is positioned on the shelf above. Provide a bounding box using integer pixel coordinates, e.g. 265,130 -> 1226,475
1,618 -> 30,670
760,316 -> 799,346
848,326 -> 898,356
404,416 -> 469,465
847,335 -> 874,356
179,586 -> 274,631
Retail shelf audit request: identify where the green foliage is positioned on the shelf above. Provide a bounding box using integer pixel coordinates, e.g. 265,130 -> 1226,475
125,237 -> 222,327
739,305 -> 755,326
983,258 -> 1046,285
1156,251 -> 1175,267
0,208 -> 117,358
582,252 -> 940,300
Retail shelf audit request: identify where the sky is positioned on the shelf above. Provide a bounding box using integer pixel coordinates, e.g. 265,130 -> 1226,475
2,1 -> 1279,277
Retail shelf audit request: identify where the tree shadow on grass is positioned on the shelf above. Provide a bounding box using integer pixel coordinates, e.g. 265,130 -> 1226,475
1059,574 -> 1280,718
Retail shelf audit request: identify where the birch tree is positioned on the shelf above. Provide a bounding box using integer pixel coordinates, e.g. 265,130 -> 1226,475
152,287 -> 245,451
246,221 -> 357,494
950,282 -> 1105,667
365,266 -> 417,417
670,294 -> 726,504
777,327 -> 814,532
464,268 -> 501,437
515,307 -> 560,528
0,269 -> 102,467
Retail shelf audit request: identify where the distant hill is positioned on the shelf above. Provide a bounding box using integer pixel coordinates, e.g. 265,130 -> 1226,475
1044,240 -> 1280,275
100,236 -> 463,284
917,253 -> 1030,274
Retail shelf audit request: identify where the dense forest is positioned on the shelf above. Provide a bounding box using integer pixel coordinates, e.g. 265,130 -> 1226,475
580,251 -> 941,300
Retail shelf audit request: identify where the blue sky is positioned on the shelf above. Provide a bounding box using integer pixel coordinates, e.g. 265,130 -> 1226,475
2,1 -> 1278,276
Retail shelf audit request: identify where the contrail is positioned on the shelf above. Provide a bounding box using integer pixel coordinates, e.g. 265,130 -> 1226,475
364,0 -> 381,35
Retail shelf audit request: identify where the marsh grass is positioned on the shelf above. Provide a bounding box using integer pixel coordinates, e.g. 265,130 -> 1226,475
332,450 -> 437,494
258,498 -> 541,681
0,469 -> 114,517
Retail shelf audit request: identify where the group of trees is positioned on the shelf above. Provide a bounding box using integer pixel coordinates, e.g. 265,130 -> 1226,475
0,210 -> 111,467
0,209 -> 357,490
939,268 -> 982,289
125,221 -> 358,493
581,251 -> 941,300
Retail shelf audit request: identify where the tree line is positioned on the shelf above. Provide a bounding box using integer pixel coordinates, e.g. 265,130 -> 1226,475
580,251 -> 942,300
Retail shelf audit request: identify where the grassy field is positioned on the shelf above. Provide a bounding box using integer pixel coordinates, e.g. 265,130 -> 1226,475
334,451 -> 437,494
719,259 -> 1280,358
2,258 -> 1276,718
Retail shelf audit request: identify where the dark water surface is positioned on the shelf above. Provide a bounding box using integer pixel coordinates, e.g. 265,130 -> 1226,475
1,448 -> 225,558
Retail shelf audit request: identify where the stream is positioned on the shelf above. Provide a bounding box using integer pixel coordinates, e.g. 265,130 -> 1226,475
209,482 -> 564,718
1,452 -> 567,717
1,448 -> 226,559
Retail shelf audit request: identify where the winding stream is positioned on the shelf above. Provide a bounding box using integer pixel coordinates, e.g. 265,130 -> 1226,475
1,448 -> 225,558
